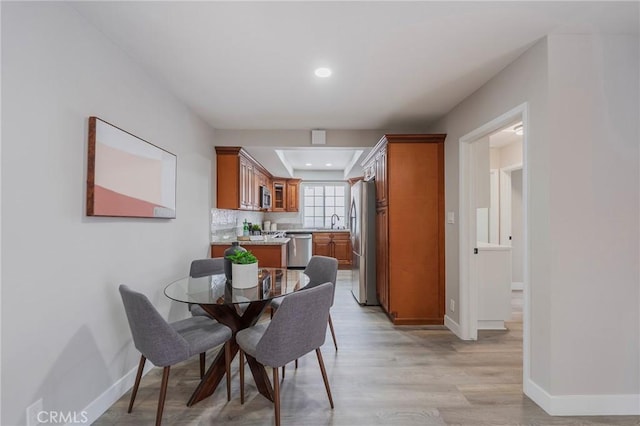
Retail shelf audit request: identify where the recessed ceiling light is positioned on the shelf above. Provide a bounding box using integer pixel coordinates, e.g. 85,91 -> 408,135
513,124 -> 523,136
305,163 -> 312,166
325,163 -> 332,167
314,67 -> 332,78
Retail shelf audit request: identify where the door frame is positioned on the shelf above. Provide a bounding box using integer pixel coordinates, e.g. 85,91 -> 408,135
458,102 -> 530,383
499,163 -> 523,246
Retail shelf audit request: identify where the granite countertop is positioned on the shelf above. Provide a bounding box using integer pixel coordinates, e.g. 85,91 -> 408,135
211,237 -> 291,246
284,229 -> 350,234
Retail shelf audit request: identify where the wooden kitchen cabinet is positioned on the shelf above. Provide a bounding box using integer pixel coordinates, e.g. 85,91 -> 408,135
376,206 -> 389,312
312,233 -> 332,257
361,134 -> 446,325
211,243 -> 287,268
312,232 -> 352,269
216,147 -> 270,211
272,180 -> 286,211
286,179 -> 301,212
216,146 -> 300,213
363,160 -> 375,181
239,154 -> 253,209
331,233 -> 352,268
374,147 -> 387,206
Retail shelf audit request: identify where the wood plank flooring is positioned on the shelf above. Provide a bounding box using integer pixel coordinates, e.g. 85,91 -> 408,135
95,272 -> 639,425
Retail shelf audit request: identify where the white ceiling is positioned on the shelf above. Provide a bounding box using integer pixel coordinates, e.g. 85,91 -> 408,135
490,122 -> 522,148
279,149 -> 363,171
242,146 -> 368,178
71,2 -> 637,176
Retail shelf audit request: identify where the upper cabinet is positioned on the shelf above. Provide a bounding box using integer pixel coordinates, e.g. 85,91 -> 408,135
272,180 -> 286,211
362,146 -> 387,206
215,147 -> 300,212
216,147 -> 270,211
286,179 -> 301,212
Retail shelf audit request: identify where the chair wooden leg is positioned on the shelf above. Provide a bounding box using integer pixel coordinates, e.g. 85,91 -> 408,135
273,367 -> 281,426
239,350 -> 245,405
225,341 -> 231,401
316,348 -> 334,409
156,366 -> 171,426
128,355 -> 146,413
328,314 -> 338,351
199,352 -> 205,379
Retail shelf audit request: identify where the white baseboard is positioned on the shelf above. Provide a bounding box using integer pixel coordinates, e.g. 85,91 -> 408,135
477,320 -> 506,330
82,359 -> 154,424
444,315 -> 465,339
525,378 -> 640,416
511,281 -> 524,290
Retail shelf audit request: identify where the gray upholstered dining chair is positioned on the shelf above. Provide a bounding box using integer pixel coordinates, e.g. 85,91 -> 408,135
190,257 -> 225,278
189,257 -> 249,321
270,255 -> 339,350
188,257 -> 225,318
119,285 -> 232,426
236,282 -> 335,426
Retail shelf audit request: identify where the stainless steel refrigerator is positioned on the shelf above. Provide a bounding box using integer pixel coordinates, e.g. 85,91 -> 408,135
350,180 -> 378,305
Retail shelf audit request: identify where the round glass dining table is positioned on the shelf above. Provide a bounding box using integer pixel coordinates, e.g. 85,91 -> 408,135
164,268 -> 308,406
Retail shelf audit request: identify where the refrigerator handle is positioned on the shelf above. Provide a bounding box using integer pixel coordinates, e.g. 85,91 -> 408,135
349,200 -> 356,238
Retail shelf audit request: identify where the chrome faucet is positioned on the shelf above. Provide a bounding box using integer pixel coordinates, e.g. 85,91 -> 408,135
330,214 -> 340,229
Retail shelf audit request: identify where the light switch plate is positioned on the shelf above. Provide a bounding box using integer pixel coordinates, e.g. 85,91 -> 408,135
447,211 -> 455,224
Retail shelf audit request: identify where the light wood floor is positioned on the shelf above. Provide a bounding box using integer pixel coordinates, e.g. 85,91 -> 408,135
95,272 -> 638,425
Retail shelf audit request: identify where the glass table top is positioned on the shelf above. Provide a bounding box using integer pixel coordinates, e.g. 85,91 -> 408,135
164,268 -> 308,305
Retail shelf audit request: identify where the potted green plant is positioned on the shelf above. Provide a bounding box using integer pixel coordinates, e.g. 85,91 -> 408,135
250,224 -> 262,235
226,250 -> 258,288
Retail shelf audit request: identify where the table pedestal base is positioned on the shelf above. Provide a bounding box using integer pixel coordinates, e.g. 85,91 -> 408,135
187,301 -> 274,406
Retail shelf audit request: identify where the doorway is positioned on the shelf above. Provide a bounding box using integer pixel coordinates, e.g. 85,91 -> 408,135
458,103 -> 530,383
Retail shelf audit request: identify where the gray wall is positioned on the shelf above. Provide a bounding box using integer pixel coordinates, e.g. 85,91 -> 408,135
430,33 -> 639,404
1,3 -> 216,424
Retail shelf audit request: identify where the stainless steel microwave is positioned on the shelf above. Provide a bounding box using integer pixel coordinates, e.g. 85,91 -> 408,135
260,185 -> 271,209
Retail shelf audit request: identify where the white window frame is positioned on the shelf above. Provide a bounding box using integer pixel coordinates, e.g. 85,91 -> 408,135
301,182 -> 350,229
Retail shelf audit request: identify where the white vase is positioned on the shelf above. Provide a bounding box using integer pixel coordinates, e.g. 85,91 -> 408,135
231,262 -> 258,288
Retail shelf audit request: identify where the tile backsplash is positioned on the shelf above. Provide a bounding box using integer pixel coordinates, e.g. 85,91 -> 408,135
211,209 -> 265,242
263,212 -> 302,229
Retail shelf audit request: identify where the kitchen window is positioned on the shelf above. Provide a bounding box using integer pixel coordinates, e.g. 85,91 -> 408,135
302,183 -> 348,229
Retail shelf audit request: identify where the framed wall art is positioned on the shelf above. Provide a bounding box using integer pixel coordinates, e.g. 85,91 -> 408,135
86,117 -> 177,218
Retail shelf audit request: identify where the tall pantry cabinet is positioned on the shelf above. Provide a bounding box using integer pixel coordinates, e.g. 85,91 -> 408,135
362,134 -> 446,325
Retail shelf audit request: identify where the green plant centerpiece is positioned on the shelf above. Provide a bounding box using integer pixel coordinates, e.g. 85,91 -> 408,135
227,250 -> 258,289
226,250 -> 257,265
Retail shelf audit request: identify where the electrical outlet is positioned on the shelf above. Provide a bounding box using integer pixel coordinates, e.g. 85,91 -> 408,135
450,299 -> 455,312
26,398 -> 43,426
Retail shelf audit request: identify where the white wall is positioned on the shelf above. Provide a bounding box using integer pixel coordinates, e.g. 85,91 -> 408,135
546,34 -> 639,397
499,140 -> 523,168
1,3 -> 216,425
431,32 -> 639,413
431,37 -> 553,390
214,129 -> 396,148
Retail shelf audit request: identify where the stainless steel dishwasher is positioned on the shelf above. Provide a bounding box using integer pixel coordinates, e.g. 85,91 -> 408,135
286,233 -> 312,268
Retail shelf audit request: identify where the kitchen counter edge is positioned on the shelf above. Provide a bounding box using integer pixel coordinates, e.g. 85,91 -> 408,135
211,238 -> 291,246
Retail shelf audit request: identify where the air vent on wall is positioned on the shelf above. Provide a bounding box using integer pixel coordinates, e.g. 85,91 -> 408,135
311,130 -> 326,145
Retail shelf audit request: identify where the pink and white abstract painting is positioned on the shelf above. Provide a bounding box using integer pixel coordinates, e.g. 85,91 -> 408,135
87,117 -> 176,218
